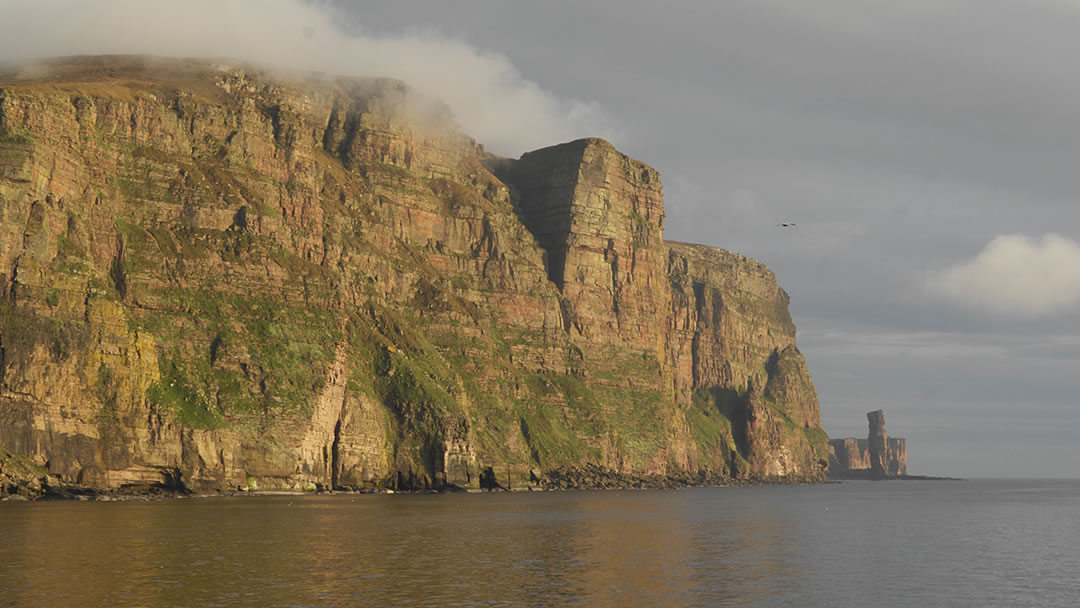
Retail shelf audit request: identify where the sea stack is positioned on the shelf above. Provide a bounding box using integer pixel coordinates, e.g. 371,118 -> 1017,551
867,410 -> 888,479
828,410 -> 907,479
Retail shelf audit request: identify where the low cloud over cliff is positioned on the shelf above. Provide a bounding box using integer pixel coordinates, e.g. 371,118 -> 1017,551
926,234 -> 1080,319
0,0 -> 610,156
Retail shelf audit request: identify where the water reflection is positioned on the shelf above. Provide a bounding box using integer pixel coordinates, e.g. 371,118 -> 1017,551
1,490 -> 807,607
3,481 -> 1078,607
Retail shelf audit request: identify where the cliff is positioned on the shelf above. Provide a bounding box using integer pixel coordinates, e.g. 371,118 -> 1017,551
0,56 -> 828,495
828,410 -> 906,479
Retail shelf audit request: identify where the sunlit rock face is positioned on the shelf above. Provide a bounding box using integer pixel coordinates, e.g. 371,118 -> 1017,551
0,56 -> 827,494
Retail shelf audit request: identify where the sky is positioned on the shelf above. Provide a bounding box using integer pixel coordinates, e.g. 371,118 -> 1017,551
2,0 -> 1079,477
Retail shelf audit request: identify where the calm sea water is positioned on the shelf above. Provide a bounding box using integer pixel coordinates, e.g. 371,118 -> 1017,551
1,479 -> 1078,607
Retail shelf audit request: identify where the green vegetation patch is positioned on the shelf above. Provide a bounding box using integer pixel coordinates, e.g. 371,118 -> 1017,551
802,427 -> 830,462
334,305 -> 479,479
0,128 -> 34,146
627,211 -> 656,247
147,358 -> 225,429
113,155 -> 179,204
372,345 -> 459,441
517,374 -> 604,467
142,290 -> 344,429
601,386 -> 667,461
688,388 -> 735,455
49,234 -> 93,277
0,446 -> 49,479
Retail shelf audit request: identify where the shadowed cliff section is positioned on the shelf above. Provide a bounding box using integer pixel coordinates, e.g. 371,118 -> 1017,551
505,137 -> 668,345
0,56 -> 828,496
501,140 -> 584,289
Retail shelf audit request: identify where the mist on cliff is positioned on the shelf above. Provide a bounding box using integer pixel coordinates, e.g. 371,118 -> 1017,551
0,0 -> 611,156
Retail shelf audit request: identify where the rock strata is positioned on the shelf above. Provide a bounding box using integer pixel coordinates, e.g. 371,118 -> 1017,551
0,56 -> 829,496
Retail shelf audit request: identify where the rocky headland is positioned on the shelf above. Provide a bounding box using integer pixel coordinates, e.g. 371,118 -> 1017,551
0,56 -> 830,499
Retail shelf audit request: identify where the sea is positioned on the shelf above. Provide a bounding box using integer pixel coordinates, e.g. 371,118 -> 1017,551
1,479 -> 1077,607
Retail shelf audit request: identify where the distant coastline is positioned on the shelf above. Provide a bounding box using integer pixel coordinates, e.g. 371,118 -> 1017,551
828,472 -> 963,482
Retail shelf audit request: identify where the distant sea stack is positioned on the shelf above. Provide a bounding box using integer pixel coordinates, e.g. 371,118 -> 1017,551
828,410 -> 907,480
0,56 -> 830,498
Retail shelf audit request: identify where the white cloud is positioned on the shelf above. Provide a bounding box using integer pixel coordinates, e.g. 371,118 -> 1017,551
0,0 -> 612,156
926,233 -> 1080,318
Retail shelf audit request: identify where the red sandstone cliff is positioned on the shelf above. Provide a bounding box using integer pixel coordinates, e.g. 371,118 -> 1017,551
0,57 -> 828,496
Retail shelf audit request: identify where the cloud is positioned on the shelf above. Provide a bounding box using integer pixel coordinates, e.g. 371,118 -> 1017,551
0,0 -> 611,156
925,234 -> 1080,318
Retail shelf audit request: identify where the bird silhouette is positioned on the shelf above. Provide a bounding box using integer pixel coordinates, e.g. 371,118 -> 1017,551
777,222 -> 797,227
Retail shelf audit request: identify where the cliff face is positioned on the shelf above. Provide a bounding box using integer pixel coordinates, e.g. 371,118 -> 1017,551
0,56 -> 828,494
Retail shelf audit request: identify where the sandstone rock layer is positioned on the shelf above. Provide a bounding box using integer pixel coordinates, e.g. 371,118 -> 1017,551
0,57 -> 828,493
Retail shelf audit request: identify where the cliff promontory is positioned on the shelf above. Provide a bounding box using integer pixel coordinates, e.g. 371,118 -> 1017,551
0,56 -> 828,496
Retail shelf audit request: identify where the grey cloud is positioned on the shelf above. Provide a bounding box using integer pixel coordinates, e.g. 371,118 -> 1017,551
926,234 -> 1080,318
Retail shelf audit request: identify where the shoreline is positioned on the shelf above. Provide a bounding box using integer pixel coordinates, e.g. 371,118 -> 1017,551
3,462 -> 965,503
3,474 -> 831,503
0,476 -> 970,503
2,458 -> 833,502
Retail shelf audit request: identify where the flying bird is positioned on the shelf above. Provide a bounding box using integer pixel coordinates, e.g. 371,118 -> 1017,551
777,222 -> 797,227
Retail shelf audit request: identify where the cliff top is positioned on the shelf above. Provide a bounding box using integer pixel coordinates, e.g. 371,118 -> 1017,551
0,54 -> 395,90
0,55 -> 458,132
668,241 -> 775,279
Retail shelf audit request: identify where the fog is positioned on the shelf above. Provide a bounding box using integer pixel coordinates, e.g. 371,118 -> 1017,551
0,0 -> 611,155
